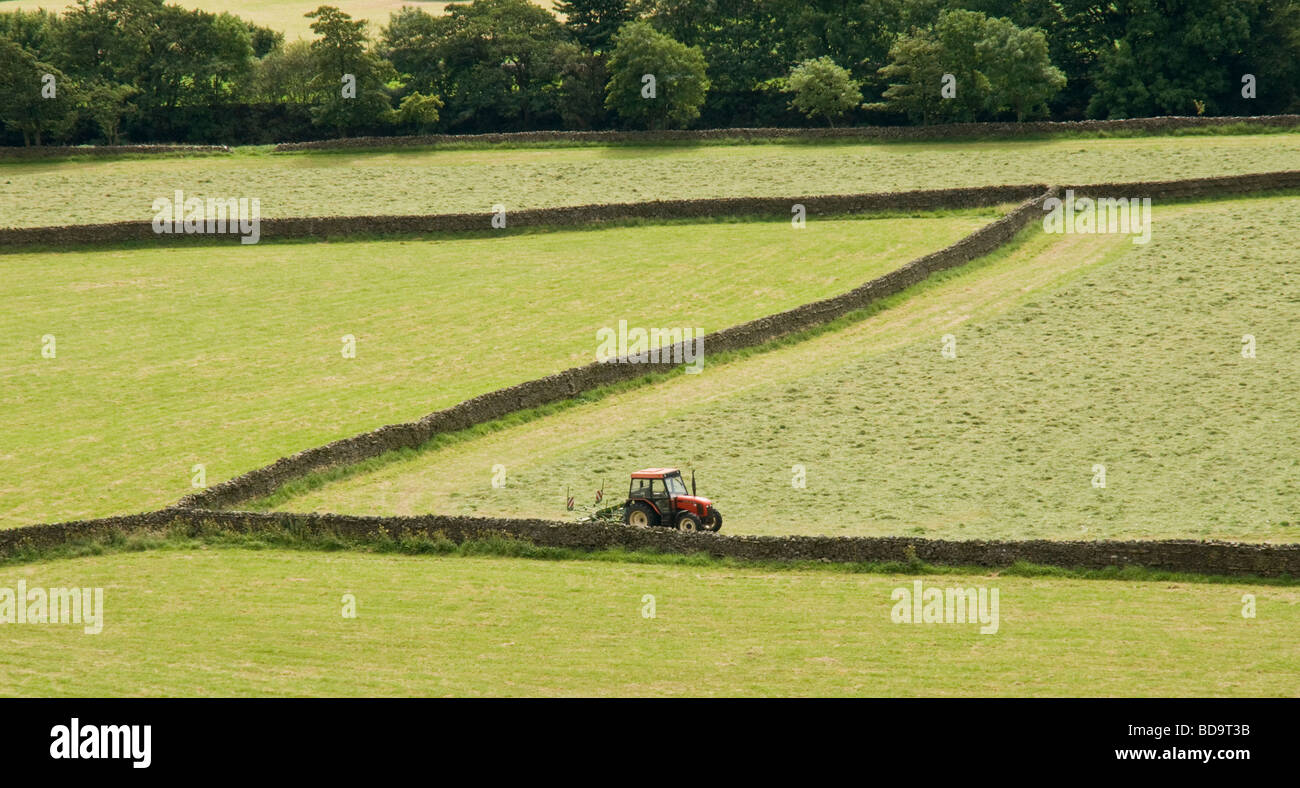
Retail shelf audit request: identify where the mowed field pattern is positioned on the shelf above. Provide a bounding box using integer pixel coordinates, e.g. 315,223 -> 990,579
279,195 -> 1300,544
3,133 -> 1299,228
3,548 -> 1296,696
0,211 -> 995,527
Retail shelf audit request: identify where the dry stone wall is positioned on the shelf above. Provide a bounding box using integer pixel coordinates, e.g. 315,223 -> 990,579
176,190 -> 1054,510
172,170 -> 1300,511
0,184 -> 1040,247
6,170 -> 1299,576
4,510 -> 1297,578
4,171 -> 1296,248
0,144 -> 230,159
274,115 -> 1300,151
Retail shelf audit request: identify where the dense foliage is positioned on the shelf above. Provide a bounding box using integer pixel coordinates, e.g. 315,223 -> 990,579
1,0 -> 1297,145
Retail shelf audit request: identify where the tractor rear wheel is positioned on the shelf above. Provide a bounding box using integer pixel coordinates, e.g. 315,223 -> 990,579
624,503 -> 654,528
676,512 -> 702,532
701,510 -> 723,532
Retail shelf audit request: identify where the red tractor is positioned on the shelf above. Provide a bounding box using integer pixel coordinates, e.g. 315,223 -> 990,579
622,468 -> 723,532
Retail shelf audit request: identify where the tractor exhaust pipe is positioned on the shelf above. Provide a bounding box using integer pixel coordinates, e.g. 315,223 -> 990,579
691,469 -> 696,497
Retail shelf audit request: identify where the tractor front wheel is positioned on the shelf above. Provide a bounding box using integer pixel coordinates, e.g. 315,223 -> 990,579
701,510 -> 723,532
624,503 -> 655,528
676,512 -> 702,532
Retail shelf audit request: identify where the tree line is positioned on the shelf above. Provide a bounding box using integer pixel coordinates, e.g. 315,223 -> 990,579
2,0 -> 1297,146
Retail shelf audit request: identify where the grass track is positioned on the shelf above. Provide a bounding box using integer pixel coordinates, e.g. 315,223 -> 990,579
0,210 -> 993,527
279,194 -> 1300,544
1,546 -> 1294,696
3,133 -> 1298,228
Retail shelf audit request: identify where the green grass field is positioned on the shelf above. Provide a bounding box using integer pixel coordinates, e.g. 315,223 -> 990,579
276,194 -> 1300,544
3,544 -> 1294,696
3,133 -> 1298,228
0,210 -> 994,527
4,129 -> 1298,700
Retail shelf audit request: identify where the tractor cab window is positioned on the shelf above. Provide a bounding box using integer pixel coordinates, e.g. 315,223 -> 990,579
665,475 -> 687,496
631,478 -> 654,497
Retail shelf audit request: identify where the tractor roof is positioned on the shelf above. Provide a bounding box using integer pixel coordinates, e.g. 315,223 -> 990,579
631,468 -> 680,479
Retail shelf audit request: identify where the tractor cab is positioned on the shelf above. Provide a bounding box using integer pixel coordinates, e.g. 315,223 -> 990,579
624,468 -> 723,532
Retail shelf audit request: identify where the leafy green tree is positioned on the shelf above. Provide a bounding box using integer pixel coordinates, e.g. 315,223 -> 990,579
5,0 -> 1294,142
644,0 -> 904,125
0,38 -> 79,145
926,8 -> 997,121
0,8 -> 62,59
604,21 -> 709,129
977,16 -> 1065,120
149,8 -> 254,108
551,41 -> 610,128
379,6 -> 449,99
246,23 -> 284,59
554,0 -> 634,52
79,80 -> 138,143
305,5 -> 395,135
1240,0 -> 1300,114
251,40 -> 316,104
393,90 -> 444,133
1088,0 -> 1278,118
776,0 -> 908,94
54,0 -> 161,86
642,0 -> 792,125
406,0 -> 573,131
782,56 -> 863,126
869,29 -> 953,123
953,0 -> 1121,119
51,0 -> 254,140
872,9 -> 1062,123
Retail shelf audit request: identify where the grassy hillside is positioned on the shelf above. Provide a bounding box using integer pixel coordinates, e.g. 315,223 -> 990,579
3,133 -> 1298,228
2,546 -> 1293,696
0,210 -> 993,527
277,194 -> 1300,543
